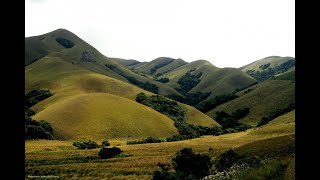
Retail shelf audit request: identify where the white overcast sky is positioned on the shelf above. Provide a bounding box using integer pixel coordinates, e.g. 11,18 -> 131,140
25,0 -> 294,68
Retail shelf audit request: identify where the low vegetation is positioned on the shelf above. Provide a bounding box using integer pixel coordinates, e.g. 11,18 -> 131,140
25,89 -> 55,140
25,114 -> 54,140
215,108 -> 251,130
55,37 -> 74,48
98,147 -> 123,159
153,148 -> 212,179
127,137 -> 163,145
25,89 -> 54,108
246,59 -> 295,81
257,103 -> 295,127
72,140 -> 99,149
176,70 -> 202,94
195,93 -> 239,113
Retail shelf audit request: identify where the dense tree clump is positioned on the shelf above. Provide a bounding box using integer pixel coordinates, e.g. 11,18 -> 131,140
25,90 -> 55,140
25,114 -> 54,140
25,89 -> 54,107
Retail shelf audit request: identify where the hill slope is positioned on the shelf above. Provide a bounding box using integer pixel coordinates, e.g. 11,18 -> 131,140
240,56 -> 295,81
157,60 -> 258,99
206,80 -> 295,126
26,54 -> 219,140
33,93 -> 179,140
25,28 -> 183,97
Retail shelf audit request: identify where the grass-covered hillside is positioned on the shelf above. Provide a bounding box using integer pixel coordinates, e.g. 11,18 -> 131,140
25,28 -> 183,97
26,49 -> 219,141
156,59 -> 257,99
240,56 -> 295,81
206,80 -> 295,126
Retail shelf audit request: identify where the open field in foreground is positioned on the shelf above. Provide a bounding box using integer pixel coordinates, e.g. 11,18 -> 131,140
25,121 -> 294,179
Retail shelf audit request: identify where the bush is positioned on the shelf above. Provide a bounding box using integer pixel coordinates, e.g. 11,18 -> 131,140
172,148 -> 213,179
73,140 -> 99,149
215,150 -> 242,172
156,78 -> 169,83
98,147 -> 122,159
196,93 -> 239,113
127,137 -> 162,145
101,140 -> 110,147
25,114 -> 54,140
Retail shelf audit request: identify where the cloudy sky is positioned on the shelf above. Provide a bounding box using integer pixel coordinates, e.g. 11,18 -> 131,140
25,0 -> 294,68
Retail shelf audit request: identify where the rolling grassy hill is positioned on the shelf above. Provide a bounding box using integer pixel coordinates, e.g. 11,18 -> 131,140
128,57 -> 188,78
240,56 -> 295,81
206,80 -> 295,126
26,52 -> 219,140
25,28 -> 183,97
33,93 -> 179,140
156,60 -> 257,99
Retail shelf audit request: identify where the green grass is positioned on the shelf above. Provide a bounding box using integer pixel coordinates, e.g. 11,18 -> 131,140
26,54 -> 218,141
25,29 -> 183,98
157,60 -> 257,99
274,70 -> 295,80
206,80 -> 295,126
241,56 -> 294,72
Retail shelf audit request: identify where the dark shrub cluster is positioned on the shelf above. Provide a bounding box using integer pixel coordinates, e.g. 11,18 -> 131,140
195,93 -> 239,113
25,114 -> 54,140
55,37 -> 74,48
246,59 -> 295,81
176,70 -> 202,94
215,108 -> 251,130
156,77 -> 169,83
127,137 -> 162,145
25,89 -> 54,107
153,148 -> 212,179
136,93 -> 185,122
73,140 -> 99,149
98,147 -> 122,159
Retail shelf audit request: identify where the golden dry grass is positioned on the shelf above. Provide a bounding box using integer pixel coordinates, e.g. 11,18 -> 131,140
25,119 -> 294,179
33,93 -> 179,141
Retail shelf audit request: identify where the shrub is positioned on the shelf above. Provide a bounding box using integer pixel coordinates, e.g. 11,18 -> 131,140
156,78 -> 169,83
98,147 -> 122,159
127,137 -> 162,145
215,150 -> 242,172
25,113 -> 54,140
172,148 -> 213,179
101,140 -> 110,147
73,140 -> 99,149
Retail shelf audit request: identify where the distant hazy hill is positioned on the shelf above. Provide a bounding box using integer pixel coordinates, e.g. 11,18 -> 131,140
240,56 -> 295,81
206,80 -> 295,126
25,29 -> 219,140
